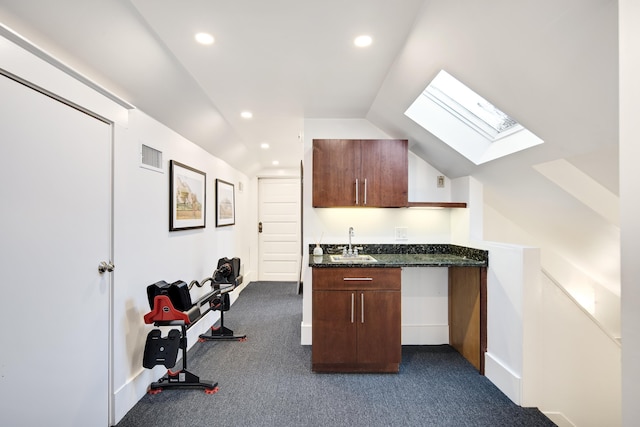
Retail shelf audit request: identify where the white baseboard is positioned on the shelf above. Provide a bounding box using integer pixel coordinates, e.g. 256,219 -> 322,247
401,324 -> 449,345
483,356 -> 574,426
543,411 -> 575,427
238,270 -> 253,288
114,367 -> 160,423
301,322 -> 312,345
485,351 -> 522,405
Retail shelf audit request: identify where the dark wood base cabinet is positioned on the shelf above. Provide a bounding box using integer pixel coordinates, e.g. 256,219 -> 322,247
312,268 -> 401,373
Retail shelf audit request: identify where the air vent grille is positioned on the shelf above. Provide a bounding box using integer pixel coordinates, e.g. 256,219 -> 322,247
140,143 -> 163,173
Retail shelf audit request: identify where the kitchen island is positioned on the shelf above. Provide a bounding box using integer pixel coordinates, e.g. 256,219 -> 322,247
310,244 -> 488,373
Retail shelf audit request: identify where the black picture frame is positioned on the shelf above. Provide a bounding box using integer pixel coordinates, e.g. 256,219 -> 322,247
215,179 -> 235,227
169,160 -> 206,231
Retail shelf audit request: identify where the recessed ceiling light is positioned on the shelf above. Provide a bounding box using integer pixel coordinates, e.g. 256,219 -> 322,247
195,32 -> 214,45
261,143 -> 270,149
272,160 -> 279,166
354,35 -> 372,47
241,111 -> 253,119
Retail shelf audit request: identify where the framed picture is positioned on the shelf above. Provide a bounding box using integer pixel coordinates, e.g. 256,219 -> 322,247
169,160 -> 206,231
216,179 -> 235,227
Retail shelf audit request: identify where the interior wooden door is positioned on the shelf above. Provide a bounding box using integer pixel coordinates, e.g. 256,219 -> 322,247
258,178 -> 301,281
0,73 -> 112,426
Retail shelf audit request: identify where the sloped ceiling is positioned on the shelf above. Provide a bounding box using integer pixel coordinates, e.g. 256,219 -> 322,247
0,0 -> 620,288
368,0 -> 619,292
0,0 -> 425,174
371,0 -> 618,177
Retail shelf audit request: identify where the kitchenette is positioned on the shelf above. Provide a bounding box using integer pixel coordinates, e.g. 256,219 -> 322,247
309,242 -> 488,374
302,132 -> 488,375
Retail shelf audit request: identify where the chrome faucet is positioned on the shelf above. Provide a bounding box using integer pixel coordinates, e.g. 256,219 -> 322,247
348,227 -> 354,254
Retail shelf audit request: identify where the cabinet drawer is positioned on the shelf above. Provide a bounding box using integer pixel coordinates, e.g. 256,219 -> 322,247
313,267 -> 400,291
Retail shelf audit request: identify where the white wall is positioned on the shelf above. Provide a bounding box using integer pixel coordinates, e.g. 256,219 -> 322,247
483,201 -> 622,425
451,175 -> 483,244
538,273 -> 621,427
112,110 -> 252,421
408,150 -> 452,202
477,241 -> 549,410
401,267 -> 449,344
0,31 -> 254,424
620,1 -> 640,425
484,203 -> 620,339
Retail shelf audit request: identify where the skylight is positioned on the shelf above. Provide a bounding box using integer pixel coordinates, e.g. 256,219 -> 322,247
405,70 -> 543,165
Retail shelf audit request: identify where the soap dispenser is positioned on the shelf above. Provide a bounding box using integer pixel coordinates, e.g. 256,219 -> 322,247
313,233 -> 324,256
313,244 -> 323,256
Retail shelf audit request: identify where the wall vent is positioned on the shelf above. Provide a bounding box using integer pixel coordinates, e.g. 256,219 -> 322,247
140,143 -> 164,173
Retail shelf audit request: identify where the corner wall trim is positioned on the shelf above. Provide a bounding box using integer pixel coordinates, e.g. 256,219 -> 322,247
484,351 -> 522,405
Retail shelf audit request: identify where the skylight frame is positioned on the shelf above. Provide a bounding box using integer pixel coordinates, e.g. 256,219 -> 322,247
423,70 -> 523,142
405,69 -> 543,165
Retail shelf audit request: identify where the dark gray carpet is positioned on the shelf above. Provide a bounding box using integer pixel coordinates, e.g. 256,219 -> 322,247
116,281 -> 555,427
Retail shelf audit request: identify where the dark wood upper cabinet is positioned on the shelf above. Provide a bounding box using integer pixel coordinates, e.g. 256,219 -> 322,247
312,139 -> 408,207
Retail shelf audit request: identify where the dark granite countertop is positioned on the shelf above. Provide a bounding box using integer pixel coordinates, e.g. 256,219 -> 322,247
309,244 -> 488,268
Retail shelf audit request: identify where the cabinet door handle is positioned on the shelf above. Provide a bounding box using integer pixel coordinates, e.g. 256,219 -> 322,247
351,293 -> 355,323
343,277 -> 373,281
364,178 -> 367,205
361,293 -> 365,323
355,179 -> 359,205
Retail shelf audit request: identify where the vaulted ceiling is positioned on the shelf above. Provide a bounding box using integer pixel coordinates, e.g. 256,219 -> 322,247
0,0 -> 620,290
0,0 -> 617,177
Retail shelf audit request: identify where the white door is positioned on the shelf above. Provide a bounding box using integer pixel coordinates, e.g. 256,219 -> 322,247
0,74 -> 112,426
258,178 -> 301,281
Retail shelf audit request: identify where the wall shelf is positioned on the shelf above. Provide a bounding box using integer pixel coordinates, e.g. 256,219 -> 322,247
406,202 -> 467,208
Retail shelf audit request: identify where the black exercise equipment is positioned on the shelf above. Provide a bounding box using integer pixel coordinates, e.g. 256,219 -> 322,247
142,282 -> 219,395
199,257 -> 247,342
141,256 -> 244,394
147,280 -> 193,312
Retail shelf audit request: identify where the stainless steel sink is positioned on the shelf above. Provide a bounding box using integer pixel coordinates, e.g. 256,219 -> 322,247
329,254 -> 378,263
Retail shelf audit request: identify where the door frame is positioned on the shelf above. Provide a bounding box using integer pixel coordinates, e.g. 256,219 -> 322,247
0,68 -> 115,426
257,176 -> 302,281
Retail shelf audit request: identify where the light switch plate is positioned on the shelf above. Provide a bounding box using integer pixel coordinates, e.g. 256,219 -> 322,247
395,227 -> 408,241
